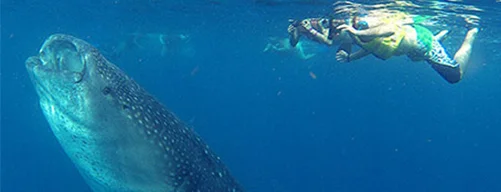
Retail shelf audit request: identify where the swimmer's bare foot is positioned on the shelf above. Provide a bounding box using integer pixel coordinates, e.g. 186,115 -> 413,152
460,27 -> 479,51
465,28 -> 479,43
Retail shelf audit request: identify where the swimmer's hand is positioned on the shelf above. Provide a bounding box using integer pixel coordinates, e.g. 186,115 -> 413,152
288,24 -> 300,47
288,24 -> 296,34
336,24 -> 358,35
336,50 -> 349,63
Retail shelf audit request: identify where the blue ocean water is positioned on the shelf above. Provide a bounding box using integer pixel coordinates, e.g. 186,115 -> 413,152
1,0 -> 500,191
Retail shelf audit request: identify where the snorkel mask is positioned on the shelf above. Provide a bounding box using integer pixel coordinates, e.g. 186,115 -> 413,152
351,8 -> 369,30
352,15 -> 369,30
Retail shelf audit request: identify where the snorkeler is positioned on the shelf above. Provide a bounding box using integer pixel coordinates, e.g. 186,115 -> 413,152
287,17 -> 354,59
334,12 -> 478,84
291,11 -> 478,84
288,18 -> 330,46
263,36 -> 317,60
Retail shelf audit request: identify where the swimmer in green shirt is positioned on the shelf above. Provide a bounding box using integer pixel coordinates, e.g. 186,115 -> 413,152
335,12 -> 478,84
291,12 -> 478,84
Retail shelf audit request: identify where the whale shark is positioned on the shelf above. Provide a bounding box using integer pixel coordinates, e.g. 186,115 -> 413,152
25,34 -> 244,192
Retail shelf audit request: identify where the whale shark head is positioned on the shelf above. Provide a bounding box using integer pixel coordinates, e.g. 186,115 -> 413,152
25,34 -> 244,192
25,34 -> 126,133
24,34 -> 150,191
27,34 -> 102,128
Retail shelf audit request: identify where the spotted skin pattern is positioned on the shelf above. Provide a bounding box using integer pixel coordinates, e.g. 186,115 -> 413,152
26,34 -> 244,192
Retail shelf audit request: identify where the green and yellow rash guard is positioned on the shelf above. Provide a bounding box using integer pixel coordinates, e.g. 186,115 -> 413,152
352,13 -> 409,60
413,24 -> 433,54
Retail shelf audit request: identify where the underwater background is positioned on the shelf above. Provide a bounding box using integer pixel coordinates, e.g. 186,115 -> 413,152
1,0 -> 501,191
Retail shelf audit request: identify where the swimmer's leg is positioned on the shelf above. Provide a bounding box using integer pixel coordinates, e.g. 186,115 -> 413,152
302,53 -> 316,60
263,43 -> 272,52
428,28 -> 478,83
453,28 -> 479,75
434,30 -> 449,42
427,40 -> 461,83
296,44 -> 315,60
263,43 -> 282,52
159,34 -> 168,56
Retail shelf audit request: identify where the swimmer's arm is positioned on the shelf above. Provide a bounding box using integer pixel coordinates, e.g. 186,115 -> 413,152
305,28 -> 333,45
338,24 -> 394,41
296,44 -> 316,60
347,49 -> 371,62
368,18 -> 414,28
296,44 -> 307,58
354,25 -> 395,40
335,43 -> 370,63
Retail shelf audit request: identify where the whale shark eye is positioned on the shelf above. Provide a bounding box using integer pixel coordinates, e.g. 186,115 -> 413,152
73,72 -> 83,83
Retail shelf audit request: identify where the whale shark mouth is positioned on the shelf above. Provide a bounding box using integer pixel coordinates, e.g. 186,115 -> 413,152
30,36 -> 88,83
41,38 -> 83,70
